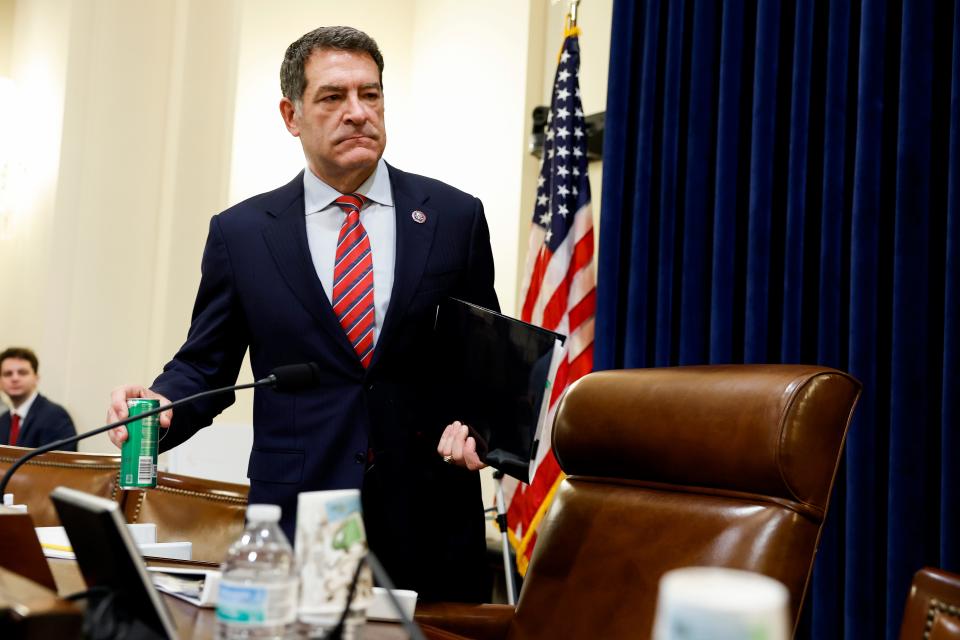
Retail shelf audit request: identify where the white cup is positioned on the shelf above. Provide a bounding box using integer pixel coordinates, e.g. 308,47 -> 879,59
295,489 -> 373,633
652,567 -> 790,640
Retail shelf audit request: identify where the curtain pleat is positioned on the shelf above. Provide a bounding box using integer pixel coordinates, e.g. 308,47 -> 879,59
679,0 -> 719,365
709,0 -> 747,364
625,0 -> 662,369
598,0 -> 959,636
809,0 -> 850,630
944,0 -> 960,575
654,0 -> 687,366
781,0 -> 814,364
887,3 -> 935,635
845,1 -> 887,638
744,1 -> 781,364
596,0 -> 642,371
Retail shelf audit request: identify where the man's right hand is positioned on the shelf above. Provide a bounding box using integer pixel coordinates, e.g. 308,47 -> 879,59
107,386 -> 172,449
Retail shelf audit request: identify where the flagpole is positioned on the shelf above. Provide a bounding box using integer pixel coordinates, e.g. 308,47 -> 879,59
508,0 -> 597,580
568,0 -> 581,27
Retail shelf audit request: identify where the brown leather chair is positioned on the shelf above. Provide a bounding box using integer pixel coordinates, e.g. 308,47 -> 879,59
416,365 -> 861,640
121,470 -> 248,564
899,568 -> 960,639
0,446 -> 122,526
0,565 -> 82,639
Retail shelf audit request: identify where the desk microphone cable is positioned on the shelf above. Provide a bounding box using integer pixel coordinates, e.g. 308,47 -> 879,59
322,551 -> 426,640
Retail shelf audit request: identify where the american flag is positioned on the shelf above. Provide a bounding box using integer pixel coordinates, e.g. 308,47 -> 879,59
503,30 -> 596,575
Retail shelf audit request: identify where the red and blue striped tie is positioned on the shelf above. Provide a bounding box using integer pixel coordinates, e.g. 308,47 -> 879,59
332,193 -> 375,367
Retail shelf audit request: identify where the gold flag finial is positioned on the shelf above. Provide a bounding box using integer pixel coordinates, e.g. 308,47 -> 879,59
568,0 -> 581,27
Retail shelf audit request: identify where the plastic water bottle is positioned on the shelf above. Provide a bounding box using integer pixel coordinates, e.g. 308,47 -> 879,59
216,504 -> 299,639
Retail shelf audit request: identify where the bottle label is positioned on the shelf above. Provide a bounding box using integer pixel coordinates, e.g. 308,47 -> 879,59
216,579 -> 298,626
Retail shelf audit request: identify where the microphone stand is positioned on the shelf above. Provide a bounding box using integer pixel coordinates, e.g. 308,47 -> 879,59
323,551 -> 427,640
0,376 -> 277,497
493,470 -> 518,605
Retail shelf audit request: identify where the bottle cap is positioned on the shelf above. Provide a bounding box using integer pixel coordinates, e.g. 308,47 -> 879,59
246,503 -> 282,523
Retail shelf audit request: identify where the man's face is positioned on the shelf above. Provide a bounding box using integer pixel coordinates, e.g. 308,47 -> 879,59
280,49 -> 386,189
0,357 -> 38,404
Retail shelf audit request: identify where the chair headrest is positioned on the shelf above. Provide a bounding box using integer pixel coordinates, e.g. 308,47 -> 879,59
552,365 -> 861,511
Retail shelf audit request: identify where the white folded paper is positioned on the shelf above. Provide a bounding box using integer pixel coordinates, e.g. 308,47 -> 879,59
36,524 -> 191,561
148,567 -> 221,607
368,587 -> 418,622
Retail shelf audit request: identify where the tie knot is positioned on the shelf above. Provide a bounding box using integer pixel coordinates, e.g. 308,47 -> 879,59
334,193 -> 366,215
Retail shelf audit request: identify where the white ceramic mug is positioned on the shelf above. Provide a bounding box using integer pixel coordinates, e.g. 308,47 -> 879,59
652,566 -> 790,640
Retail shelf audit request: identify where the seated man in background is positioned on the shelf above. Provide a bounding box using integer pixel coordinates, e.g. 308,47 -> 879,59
0,347 -> 77,450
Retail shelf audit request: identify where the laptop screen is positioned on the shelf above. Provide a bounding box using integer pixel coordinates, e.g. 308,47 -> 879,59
50,486 -> 178,639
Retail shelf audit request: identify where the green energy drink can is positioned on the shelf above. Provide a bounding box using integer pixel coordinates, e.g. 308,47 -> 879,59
121,398 -> 159,489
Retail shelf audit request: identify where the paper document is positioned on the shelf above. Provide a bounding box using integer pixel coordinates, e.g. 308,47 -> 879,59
36,524 -> 191,561
368,586 -> 418,622
148,567 -> 221,607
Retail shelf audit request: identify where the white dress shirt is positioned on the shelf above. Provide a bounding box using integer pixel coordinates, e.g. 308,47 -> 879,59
304,158 -> 397,346
10,390 -> 38,422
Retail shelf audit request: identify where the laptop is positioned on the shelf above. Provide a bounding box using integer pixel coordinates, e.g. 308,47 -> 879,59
432,298 -> 566,482
50,486 -> 178,639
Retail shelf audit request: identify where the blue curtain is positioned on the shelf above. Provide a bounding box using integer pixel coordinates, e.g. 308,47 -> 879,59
597,1 -> 960,638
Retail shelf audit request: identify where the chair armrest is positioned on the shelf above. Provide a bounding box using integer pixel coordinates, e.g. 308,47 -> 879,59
415,602 -> 515,640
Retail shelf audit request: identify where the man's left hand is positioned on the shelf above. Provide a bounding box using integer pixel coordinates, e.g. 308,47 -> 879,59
437,421 -> 486,471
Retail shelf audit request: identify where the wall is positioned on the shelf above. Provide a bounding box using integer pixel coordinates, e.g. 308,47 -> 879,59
0,0 -> 240,455
0,0 -> 12,75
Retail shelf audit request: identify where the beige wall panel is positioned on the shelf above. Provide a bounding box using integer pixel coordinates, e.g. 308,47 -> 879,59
0,0 -> 241,453
0,0 -> 13,75
1,0 -> 73,413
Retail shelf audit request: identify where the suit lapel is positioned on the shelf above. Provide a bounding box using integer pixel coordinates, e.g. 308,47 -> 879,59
0,412 -> 9,444
261,174 -> 359,364
373,165 -> 438,365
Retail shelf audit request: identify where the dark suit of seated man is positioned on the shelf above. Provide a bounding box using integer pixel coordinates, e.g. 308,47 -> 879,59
0,347 -> 77,450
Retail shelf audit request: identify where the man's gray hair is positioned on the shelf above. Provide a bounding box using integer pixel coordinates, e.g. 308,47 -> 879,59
280,26 -> 385,103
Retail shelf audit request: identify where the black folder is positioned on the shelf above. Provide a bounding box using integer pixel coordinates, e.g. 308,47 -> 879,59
432,298 -> 565,483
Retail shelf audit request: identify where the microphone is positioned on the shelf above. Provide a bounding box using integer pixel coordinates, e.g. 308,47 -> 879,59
0,362 -> 322,497
268,362 -> 324,392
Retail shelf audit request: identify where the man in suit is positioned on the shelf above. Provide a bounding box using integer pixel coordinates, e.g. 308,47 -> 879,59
0,347 -> 77,450
107,26 -> 493,601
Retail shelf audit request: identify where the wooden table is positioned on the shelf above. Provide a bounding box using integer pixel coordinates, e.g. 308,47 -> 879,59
47,557 -> 411,639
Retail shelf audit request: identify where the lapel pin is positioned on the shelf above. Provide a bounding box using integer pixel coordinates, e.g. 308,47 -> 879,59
411,210 -> 427,224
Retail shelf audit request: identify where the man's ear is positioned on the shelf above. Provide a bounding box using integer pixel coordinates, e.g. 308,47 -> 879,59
279,98 -> 301,137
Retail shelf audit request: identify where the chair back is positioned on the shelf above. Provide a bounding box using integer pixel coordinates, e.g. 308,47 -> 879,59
899,567 -> 960,639
509,365 -> 861,640
0,446 -> 122,526
122,470 -> 248,564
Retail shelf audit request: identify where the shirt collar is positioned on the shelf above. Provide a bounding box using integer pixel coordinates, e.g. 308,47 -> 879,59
13,391 -> 38,420
303,157 -> 394,215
